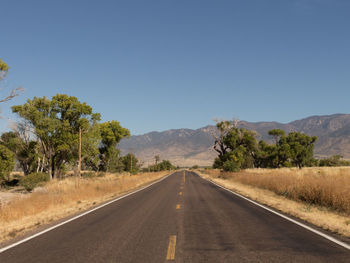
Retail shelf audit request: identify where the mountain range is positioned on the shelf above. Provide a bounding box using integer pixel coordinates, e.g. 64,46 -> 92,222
119,114 -> 350,167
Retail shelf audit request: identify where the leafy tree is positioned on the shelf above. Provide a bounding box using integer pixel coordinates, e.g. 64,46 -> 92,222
257,129 -> 292,168
81,123 -> 101,171
222,159 -> 241,172
286,132 -> 317,168
213,120 -> 235,159
0,145 -> 15,183
224,127 -> 257,168
255,140 -> 278,168
148,160 -> 175,171
12,94 -> 101,178
121,153 -> 139,174
213,121 -> 258,171
158,160 -> 175,171
268,129 -> 285,144
213,124 -> 318,170
98,121 -> 130,172
0,131 -> 38,175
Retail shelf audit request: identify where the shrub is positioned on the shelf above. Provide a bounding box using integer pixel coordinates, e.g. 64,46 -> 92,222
319,155 -> 350,167
97,172 -> 105,177
0,145 -> 15,183
82,171 -> 96,178
223,160 -> 240,172
20,172 -> 50,192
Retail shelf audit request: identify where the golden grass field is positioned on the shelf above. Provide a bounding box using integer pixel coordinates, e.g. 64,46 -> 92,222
0,171 -> 169,243
205,167 -> 350,214
200,167 -> 350,237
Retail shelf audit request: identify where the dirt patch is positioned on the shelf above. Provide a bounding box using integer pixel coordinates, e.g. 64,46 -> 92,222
0,192 -> 27,207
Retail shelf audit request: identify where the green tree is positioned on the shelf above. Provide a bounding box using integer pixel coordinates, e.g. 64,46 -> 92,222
255,140 -> 278,168
0,145 -> 15,183
286,132 -> 317,168
98,121 -> 130,172
263,129 -> 292,168
158,160 -> 175,171
213,120 -> 235,159
213,121 -> 258,171
268,129 -> 285,144
225,128 -> 257,168
12,94 -> 101,178
81,122 -> 101,171
0,131 -> 38,175
121,153 -> 139,174
148,160 -> 175,171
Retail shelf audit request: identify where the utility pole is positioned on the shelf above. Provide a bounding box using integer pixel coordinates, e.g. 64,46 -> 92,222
129,148 -> 134,175
78,127 -> 82,177
130,153 -> 132,173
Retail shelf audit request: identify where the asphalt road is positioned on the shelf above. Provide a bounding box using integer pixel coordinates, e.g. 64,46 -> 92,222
1,171 -> 350,262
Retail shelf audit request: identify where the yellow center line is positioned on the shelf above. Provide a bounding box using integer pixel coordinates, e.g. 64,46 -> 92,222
176,204 -> 181,210
166,235 -> 177,260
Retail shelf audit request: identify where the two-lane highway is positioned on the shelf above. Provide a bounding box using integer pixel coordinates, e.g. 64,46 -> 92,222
1,171 -> 350,262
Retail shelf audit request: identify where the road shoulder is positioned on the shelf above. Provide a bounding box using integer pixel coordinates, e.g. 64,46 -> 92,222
197,171 -> 350,245
0,172 -> 172,250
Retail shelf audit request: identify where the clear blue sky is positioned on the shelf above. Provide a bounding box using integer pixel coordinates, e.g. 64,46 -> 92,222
1,0 -> 349,135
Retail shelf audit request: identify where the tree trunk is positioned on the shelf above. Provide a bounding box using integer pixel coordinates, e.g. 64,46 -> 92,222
37,157 -> 41,173
48,168 -> 52,180
40,156 -> 45,172
51,156 -> 55,179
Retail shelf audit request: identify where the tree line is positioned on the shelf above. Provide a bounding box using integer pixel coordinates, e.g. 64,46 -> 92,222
0,93 -> 133,181
0,59 -> 176,185
213,120 -> 349,171
0,93 -> 177,184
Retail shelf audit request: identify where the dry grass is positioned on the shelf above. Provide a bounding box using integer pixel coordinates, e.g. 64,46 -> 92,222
200,168 -> 350,237
204,167 -> 350,214
0,171 -> 169,243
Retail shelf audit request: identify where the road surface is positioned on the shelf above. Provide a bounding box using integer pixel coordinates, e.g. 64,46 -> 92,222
1,171 -> 349,262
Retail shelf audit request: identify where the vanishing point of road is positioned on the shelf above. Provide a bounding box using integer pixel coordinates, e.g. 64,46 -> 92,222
1,171 -> 350,262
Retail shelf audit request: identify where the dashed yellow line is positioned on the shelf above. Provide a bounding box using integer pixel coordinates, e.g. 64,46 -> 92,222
176,204 -> 181,210
166,235 -> 177,260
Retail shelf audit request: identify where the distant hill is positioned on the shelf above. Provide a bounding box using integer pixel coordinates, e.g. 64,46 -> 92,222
119,114 -> 350,167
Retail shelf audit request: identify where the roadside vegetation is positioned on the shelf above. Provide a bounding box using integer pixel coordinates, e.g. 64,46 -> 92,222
213,120 -> 349,171
205,167 -> 350,214
0,171 -> 168,243
0,59 -> 176,242
145,156 -> 176,172
0,59 -> 175,187
208,120 -> 350,237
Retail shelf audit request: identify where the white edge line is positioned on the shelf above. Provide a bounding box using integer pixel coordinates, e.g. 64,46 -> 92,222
0,172 -> 174,253
198,173 -> 350,250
